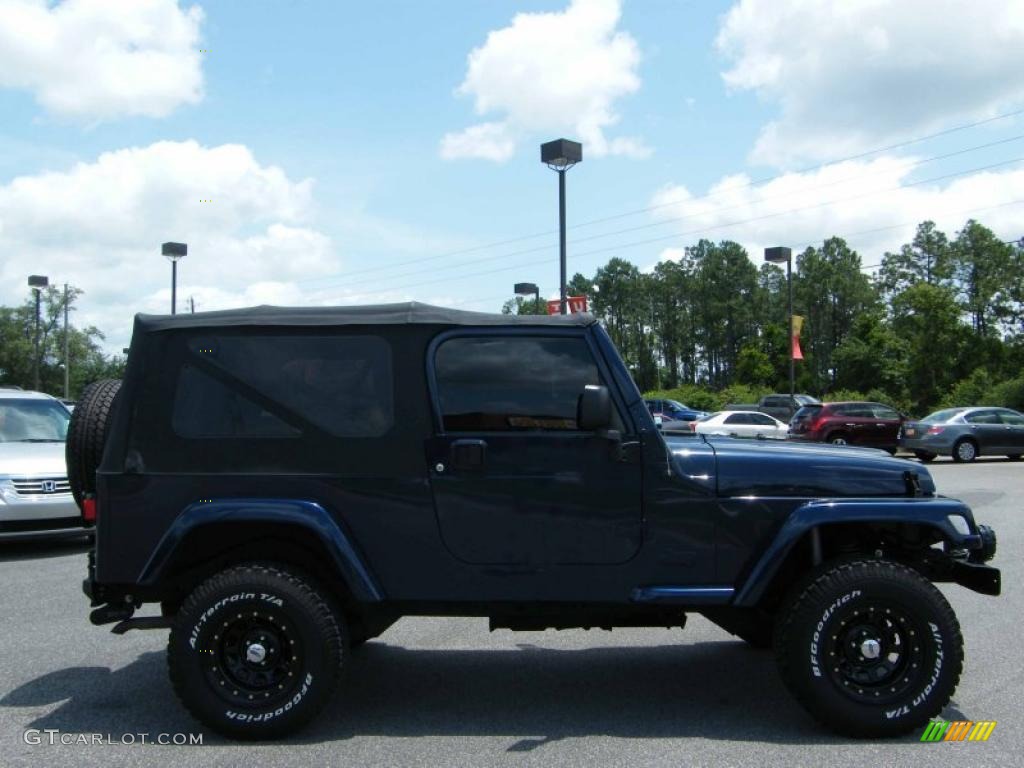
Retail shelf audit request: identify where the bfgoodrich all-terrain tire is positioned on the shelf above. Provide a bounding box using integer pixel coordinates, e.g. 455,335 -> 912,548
65,378 -> 121,509
774,559 -> 963,738
168,564 -> 345,740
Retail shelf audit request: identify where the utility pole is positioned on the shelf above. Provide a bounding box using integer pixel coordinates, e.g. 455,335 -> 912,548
189,296 -> 196,314
63,283 -> 70,399
27,275 -> 48,392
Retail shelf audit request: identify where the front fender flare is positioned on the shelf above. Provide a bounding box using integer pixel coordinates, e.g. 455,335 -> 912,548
137,498 -> 384,602
732,497 -> 980,607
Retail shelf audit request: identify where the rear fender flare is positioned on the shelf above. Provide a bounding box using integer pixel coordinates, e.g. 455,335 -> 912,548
732,498 -> 979,607
137,498 -> 384,602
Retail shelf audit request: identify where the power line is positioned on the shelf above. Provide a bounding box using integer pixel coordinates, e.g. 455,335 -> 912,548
319,144 -> 1024,292
350,188 -> 1024,302
299,106 -> 1024,285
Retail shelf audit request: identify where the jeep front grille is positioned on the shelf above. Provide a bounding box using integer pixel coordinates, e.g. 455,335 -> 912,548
11,477 -> 72,497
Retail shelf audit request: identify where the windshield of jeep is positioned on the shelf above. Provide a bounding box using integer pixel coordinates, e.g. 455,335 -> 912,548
0,399 -> 70,442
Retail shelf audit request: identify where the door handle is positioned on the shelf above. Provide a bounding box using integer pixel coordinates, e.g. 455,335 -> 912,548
449,439 -> 487,470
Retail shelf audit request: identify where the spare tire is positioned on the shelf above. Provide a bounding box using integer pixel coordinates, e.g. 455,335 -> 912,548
66,379 -> 122,510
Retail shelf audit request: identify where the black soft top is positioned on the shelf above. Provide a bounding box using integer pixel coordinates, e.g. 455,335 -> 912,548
133,301 -> 595,333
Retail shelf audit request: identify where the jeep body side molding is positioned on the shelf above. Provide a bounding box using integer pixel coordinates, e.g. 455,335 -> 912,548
732,497 -> 993,606
137,499 -> 385,602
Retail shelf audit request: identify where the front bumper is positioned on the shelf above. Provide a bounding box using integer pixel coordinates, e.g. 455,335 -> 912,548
0,494 -> 85,540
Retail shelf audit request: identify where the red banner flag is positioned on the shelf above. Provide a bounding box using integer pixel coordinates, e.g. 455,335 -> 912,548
546,296 -> 589,315
791,315 -> 805,360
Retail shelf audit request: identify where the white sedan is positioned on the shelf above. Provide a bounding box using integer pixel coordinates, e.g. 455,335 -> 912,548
693,411 -> 789,440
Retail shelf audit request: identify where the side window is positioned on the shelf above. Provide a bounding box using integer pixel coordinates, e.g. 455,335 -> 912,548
173,334 -> 393,438
172,366 -> 299,438
434,335 -> 613,432
764,396 -> 783,408
751,413 -> 776,425
724,413 -> 750,425
966,410 -> 1000,425
999,411 -> 1024,426
872,405 -> 900,420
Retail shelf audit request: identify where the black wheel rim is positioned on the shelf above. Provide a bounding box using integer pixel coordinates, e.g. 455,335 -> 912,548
825,602 -> 927,705
202,608 -> 302,708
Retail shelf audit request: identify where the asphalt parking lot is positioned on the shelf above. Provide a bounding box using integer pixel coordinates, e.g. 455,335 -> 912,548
0,458 -> 1019,768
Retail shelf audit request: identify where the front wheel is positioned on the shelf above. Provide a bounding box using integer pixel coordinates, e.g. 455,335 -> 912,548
774,559 -> 963,738
953,438 -> 977,463
168,564 -> 344,739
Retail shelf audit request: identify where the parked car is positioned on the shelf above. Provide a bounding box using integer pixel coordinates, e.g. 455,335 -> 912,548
758,394 -> 820,421
0,390 -> 84,540
644,398 -> 707,423
900,407 -> 1024,463
694,411 -> 788,440
789,401 -> 906,453
73,303 -> 999,740
722,394 -> 819,421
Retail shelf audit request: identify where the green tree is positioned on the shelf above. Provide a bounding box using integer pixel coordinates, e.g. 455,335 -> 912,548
795,237 -> 877,390
948,219 -> 1014,337
890,282 -> 967,410
877,220 -> 951,297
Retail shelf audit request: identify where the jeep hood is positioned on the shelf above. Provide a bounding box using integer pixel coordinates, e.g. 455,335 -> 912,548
663,435 -> 934,497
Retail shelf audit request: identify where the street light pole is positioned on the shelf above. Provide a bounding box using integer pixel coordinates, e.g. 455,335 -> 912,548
63,283 -> 70,399
540,139 -> 582,315
27,275 -> 48,392
764,247 -> 795,404
161,242 -> 187,315
786,256 -> 794,403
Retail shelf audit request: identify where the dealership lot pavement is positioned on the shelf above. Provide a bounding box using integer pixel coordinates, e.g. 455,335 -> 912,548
1,458 -> 1019,767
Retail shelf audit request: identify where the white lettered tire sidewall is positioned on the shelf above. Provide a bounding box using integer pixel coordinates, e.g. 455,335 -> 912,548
168,564 -> 344,740
775,560 -> 963,738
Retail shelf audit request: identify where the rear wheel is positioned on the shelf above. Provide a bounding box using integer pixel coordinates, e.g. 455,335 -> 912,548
775,559 -> 963,737
827,432 -> 849,446
952,438 -> 977,463
168,563 -> 344,739
914,451 -> 936,463
65,378 -> 121,510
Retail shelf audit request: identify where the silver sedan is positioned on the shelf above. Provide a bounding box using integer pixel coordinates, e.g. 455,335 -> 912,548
899,406 -> 1024,463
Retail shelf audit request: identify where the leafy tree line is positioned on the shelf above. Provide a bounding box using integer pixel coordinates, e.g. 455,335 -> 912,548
0,285 -> 126,399
506,218 -> 1024,415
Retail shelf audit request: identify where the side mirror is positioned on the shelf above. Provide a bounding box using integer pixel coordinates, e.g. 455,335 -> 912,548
577,384 -> 613,430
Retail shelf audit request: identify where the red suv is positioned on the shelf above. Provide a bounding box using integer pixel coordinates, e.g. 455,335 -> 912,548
789,401 -> 907,453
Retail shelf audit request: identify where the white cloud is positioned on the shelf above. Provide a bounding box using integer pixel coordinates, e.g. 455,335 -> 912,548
0,0 -> 204,120
716,0 -> 1024,166
648,157 -> 1024,264
441,0 -> 648,161
0,140 -> 339,351
440,121 -> 516,162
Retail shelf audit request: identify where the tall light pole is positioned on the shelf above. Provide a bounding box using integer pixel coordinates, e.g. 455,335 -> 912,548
540,139 -> 582,314
63,283 -> 70,399
161,242 -> 187,314
27,275 -> 48,391
513,282 -> 540,314
765,247 -> 794,404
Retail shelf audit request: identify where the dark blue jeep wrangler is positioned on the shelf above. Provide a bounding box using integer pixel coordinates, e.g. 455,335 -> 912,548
68,303 -> 999,740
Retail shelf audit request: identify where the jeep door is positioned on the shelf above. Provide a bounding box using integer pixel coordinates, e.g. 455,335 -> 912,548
426,331 -> 642,565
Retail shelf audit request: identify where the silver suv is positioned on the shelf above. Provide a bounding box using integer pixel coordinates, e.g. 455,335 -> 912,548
0,388 -> 84,540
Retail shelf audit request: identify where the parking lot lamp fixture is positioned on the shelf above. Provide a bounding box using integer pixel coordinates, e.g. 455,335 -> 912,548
514,282 -> 541,313
27,275 -> 48,391
161,242 -> 187,315
540,139 -> 582,315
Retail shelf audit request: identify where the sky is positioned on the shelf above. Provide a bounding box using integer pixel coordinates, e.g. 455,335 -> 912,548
2,0 -> 1024,352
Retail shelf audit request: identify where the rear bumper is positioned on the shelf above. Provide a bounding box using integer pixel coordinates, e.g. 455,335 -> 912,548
899,434 -> 956,453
